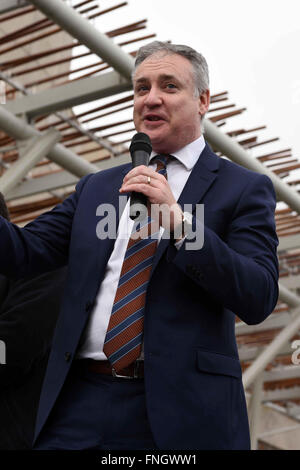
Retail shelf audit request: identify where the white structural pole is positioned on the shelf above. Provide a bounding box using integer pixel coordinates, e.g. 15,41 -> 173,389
204,119 -> 300,214
4,71 -> 131,119
241,284 -> 300,389
278,283 -> 300,309
5,151 -> 131,201
0,129 -> 60,195
29,0 -> 135,81
0,0 -> 27,14
243,305 -> 300,389
0,105 -> 99,177
249,373 -> 264,450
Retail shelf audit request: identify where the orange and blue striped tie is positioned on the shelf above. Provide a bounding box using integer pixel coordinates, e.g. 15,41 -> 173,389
103,155 -> 171,371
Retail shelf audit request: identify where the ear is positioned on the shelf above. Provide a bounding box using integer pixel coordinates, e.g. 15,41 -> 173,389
198,89 -> 210,117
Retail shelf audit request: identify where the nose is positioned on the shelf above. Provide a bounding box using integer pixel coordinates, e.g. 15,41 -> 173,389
144,86 -> 162,107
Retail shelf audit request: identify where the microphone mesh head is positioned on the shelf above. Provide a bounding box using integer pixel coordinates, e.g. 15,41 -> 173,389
130,132 -> 152,155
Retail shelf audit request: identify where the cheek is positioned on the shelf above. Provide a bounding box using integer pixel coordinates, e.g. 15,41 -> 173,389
177,102 -> 199,124
133,107 -> 141,128
169,106 -> 185,131
170,104 -> 200,139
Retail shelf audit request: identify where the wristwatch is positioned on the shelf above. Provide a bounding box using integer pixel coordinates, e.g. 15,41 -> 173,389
171,211 -> 193,242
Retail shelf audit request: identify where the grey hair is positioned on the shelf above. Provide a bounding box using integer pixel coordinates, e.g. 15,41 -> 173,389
132,41 -> 209,97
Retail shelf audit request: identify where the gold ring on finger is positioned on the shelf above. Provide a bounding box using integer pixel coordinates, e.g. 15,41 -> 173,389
147,176 -> 151,185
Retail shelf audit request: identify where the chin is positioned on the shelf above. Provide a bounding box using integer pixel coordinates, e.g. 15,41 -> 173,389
138,126 -> 163,143
152,139 -> 176,154
137,126 -> 171,153
150,140 -> 167,154
146,134 -> 168,153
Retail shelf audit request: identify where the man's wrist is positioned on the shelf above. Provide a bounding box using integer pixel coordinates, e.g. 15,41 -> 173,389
170,211 -> 193,242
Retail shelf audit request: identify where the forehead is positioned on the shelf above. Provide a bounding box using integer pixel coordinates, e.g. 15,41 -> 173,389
134,52 -> 195,84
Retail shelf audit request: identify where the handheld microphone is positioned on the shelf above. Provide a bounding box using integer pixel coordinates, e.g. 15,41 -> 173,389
129,132 -> 152,221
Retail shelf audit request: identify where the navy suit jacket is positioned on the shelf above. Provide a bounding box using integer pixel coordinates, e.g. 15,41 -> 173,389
0,143 -> 278,449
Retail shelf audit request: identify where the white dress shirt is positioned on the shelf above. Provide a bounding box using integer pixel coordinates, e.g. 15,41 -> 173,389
76,135 -> 206,360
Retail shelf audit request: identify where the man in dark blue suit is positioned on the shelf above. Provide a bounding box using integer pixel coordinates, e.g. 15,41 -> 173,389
0,41 -> 278,450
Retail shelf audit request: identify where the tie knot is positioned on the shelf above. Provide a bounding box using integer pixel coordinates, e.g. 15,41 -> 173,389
153,154 -> 173,176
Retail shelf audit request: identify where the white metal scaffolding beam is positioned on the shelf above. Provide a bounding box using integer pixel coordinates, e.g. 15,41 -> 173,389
0,105 -> 99,177
278,235 -> 300,252
243,305 -> 300,389
0,0 -> 28,14
204,119 -> 300,215
0,129 -> 60,195
4,71 -> 131,118
249,373 -> 264,450
29,0 -> 135,80
5,152 -> 131,201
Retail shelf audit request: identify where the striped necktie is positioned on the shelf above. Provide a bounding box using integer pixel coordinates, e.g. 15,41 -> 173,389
103,155 -> 171,372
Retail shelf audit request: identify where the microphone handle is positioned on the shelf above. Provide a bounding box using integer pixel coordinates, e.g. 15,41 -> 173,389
131,149 -> 150,167
130,150 -> 150,221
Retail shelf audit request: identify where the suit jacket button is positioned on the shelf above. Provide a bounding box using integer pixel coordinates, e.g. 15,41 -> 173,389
65,352 -> 72,362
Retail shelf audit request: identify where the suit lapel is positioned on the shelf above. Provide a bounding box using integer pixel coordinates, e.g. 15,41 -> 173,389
150,143 -> 220,276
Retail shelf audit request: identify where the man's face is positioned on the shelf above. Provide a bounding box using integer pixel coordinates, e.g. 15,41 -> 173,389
133,52 -> 209,154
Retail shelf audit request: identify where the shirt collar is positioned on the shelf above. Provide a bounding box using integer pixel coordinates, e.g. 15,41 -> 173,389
150,135 -> 206,170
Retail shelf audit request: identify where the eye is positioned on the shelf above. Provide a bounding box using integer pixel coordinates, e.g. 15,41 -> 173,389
166,83 -> 177,90
135,85 -> 149,94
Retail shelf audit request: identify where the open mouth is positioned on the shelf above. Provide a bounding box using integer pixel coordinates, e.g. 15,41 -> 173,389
144,115 -> 165,123
147,116 -> 161,121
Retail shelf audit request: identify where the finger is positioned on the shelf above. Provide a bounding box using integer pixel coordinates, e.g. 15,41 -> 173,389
124,174 -> 152,186
120,182 -> 159,196
121,174 -> 166,193
123,165 -> 152,182
123,166 -> 166,184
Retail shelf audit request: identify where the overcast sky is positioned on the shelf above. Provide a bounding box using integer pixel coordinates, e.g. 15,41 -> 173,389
82,0 -> 300,168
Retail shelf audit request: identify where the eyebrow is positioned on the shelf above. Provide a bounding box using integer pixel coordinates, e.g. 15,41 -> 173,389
134,74 -> 179,84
